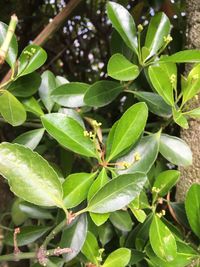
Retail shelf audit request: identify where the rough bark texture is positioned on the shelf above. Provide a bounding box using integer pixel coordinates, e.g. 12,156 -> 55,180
176,0 -> 200,202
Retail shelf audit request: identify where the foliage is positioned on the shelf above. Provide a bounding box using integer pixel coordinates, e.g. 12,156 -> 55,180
0,2 -> 200,267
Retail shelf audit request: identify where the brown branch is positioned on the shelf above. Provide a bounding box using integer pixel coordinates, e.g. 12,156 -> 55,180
1,0 -> 82,83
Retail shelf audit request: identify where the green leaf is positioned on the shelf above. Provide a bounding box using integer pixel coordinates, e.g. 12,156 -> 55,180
98,222 -> 114,246
0,90 -> 26,126
90,213 -> 109,227
102,248 -> 131,267
145,12 -> 171,59
159,134 -> 192,166
134,91 -> 172,117
172,108 -> 188,129
19,202 -> 53,220
153,170 -> 180,198
107,53 -> 139,81
129,207 -> 146,223
18,44 -> 47,76
60,214 -> 87,262
81,231 -> 99,265
63,172 -> 96,208
11,198 -> 28,225
185,184 -> 200,239
107,2 -> 138,55
182,64 -> 200,104
86,173 -> 147,213
39,70 -> 56,112
159,50 -> 200,63
59,108 -> 84,128
110,210 -> 133,232
150,214 -> 177,261
148,66 -> 174,106
41,113 -> 98,158
117,133 -> 160,175
22,97 -> 44,117
51,82 -> 89,108
84,81 -> 123,107
0,142 -> 63,208
107,102 -> 148,161
8,72 -> 41,97
13,128 -> 44,150
0,21 -> 18,68
184,107 -> 200,118
5,226 -> 50,246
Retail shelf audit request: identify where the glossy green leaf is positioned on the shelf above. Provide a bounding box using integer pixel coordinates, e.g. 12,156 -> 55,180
129,249 -> 145,265
135,214 -> 153,250
129,207 -> 146,223
117,133 -> 160,175
60,214 -> 87,262
98,222 -> 114,246
110,210 -> 133,232
184,107 -> 200,118
63,172 -> 96,208
51,82 -> 89,107
22,97 -> 44,117
107,102 -> 148,161
0,142 -> 63,207
5,226 -> 49,246
150,214 -> 177,261
18,44 -> 47,76
86,173 -> 147,213
153,170 -> 180,197
55,75 -> 69,86
102,248 -> 131,267
172,108 -> 188,129
13,128 -> 44,150
90,213 -> 109,227
148,66 -> 174,106
134,91 -> 172,117
0,21 -> 18,68
19,202 -> 53,220
39,70 -> 56,112
81,231 -> 99,265
146,242 -> 198,267
107,53 -> 139,81
41,113 -> 98,158
84,81 -> 123,107
159,50 -> 200,63
170,202 -> 190,229
11,198 -> 28,225
107,2 -> 138,54
59,108 -> 84,128
159,134 -> 192,166
185,184 -> 200,238
182,64 -> 200,104
0,90 -> 26,126
8,72 -> 41,97
145,12 -> 171,59
106,120 -> 118,158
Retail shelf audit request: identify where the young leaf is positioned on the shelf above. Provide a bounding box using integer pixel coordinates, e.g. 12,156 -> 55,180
107,102 -> 148,161
63,172 -> 96,208
107,53 -> 139,81
185,184 -> 200,239
90,213 -> 109,227
159,134 -> 192,166
150,214 -> 177,262
159,50 -> 200,63
22,97 -> 44,117
81,231 -> 99,265
102,248 -> 131,267
39,70 -> 56,112
60,214 -> 87,262
145,12 -> 171,59
0,142 -> 63,208
134,91 -> 172,118
41,113 -> 98,158
110,210 -> 133,232
153,170 -> 180,197
106,2 -> 138,55
0,90 -> 26,126
8,72 -> 41,97
0,21 -> 18,68
172,108 -> 188,129
5,226 -> 50,246
184,107 -> 200,118
84,81 -> 123,107
51,82 -> 89,108
148,66 -> 174,106
86,173 -> 147,213
18,44 -> 47,76
117,133 -> 160,175
13,128 -> 44,150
